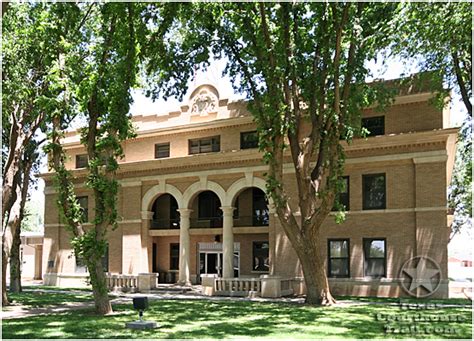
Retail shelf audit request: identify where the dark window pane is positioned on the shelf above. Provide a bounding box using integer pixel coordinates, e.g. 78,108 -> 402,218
189,136 -> 220,154
253,241 -> 269,272
75,154 -> 88,169
362,116 -> 385,136
328,239 -> 350,278
170,243 -> 180,270
329,240 -> 349,258
332,176 -> 350,211
77,196 -> 88,222
241,131 -> 259,149
363,239 -> 386,278
155,143 -> 170,159
102,244 -> 109,272
363,174 -> 386,210
329,259 -> 349,277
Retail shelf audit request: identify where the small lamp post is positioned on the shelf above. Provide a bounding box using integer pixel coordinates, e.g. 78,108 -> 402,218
125,296 -> 158,330
133,297 -> 148,322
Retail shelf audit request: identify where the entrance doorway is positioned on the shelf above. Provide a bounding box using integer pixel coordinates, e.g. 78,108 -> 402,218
198,242 -> 240,280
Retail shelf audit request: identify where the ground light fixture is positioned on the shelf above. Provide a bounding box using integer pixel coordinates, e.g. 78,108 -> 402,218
125,296 -> 158,330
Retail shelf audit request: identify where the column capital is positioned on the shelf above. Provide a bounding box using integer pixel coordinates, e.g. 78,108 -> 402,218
177,208 -> 193,218
220,206 -> 236,216
141,211 -> 154,220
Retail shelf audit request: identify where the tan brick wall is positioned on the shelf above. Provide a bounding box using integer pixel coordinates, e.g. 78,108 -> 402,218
42,89 -> 453,297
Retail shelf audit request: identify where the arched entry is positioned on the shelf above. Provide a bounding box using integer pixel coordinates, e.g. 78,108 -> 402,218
150,194 -> 180,229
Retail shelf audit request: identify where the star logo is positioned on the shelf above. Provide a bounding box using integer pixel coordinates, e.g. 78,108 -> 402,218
400,256 -> 441,297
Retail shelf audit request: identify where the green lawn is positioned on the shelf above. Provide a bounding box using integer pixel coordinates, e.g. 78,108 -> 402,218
6,290 -> 94,308
3,297 -> 472,339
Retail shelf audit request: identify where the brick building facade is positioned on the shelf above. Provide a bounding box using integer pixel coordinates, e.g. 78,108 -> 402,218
41,81 -> 457,298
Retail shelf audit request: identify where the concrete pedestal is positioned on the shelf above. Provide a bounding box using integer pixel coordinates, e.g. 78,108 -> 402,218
125,321 -> 158,330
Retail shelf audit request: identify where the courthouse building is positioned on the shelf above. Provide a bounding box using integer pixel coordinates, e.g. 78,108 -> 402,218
42,79 -> 457,297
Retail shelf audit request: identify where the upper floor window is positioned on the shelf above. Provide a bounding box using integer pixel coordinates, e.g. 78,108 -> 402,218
75,154 -> 88,169
363,173 -> 386,210
241,131 -> 259,149
77,196 -> 88,222
328,239 -> 350,278
155,143 -> 170,159
332,176 -> 350,211
362,116 -> 385,136
189,136 -> 220,154
363,238 -> 386,278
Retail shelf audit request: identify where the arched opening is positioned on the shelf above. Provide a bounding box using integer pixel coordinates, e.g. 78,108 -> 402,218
190,190 -> 223,228
233,187 -> 269,227
151,194 -> 180,229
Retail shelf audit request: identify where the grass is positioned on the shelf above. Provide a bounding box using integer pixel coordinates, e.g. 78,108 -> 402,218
6,291 -> 94,308
3,295 -> 472,339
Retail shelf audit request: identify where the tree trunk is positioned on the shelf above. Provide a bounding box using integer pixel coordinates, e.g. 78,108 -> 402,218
2,241 -> 9,306
88,257 -> 112,315
9,226 -> 22,293
297,241 -> 335,305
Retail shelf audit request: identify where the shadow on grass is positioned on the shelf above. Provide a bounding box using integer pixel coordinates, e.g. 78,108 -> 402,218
6,291 -> 94,308
3,299 -> 472,339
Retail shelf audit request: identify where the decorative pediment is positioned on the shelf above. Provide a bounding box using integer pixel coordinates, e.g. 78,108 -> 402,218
189,84 -> 219,116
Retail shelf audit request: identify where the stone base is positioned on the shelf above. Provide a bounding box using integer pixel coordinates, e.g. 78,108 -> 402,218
125,321 -> 158,330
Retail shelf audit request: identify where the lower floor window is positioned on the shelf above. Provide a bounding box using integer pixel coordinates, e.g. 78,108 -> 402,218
170,243 -> 180,270
328,239 -> 350,278
252,241 -> 269,272
363,238 -> 386,278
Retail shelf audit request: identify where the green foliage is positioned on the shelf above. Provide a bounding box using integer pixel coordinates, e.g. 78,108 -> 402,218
449,118 -> 472,239
392,2 -> 471,114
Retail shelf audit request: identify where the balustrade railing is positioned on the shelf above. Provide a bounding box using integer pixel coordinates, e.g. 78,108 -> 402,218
150,218 -> 180,230
233,214 -> 269,227
214,277 -> 261,296
106,274 -> 138,292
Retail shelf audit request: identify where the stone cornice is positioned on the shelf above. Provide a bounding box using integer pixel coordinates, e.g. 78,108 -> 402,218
40,128 -> 458,182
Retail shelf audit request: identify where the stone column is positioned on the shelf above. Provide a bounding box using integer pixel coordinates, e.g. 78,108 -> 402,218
177,209 -> 192,285
140,211 -> 154,273
221,206 -> 235,278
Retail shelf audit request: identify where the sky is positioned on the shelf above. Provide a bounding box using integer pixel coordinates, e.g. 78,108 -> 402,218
31,56 -> 470,257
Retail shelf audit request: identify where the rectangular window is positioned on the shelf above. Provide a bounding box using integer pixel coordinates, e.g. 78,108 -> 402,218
102,243 -> 109,273
328,239 -> 350,278
363,174 -> 386,210
240,131 -> 259,149
332,176 -> 350,211
170,243 -> 180,270
362,116 -> 385,136
363,238 -> 386,278
155,143 -> 170,159
75,154 -> 88,169
77,196 -> 89,222
252,241 -> 269,272
189,136 -> 220,154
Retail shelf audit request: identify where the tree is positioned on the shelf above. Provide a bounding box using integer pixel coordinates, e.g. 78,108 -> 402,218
146,2 -> 396,305
45,2 -> 145,315
1,3 -> 81,306
392,3 -> 472,239
9,140 -> 39,293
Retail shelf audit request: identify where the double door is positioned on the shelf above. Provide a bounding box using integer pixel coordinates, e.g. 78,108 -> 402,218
199,251 -> 239,278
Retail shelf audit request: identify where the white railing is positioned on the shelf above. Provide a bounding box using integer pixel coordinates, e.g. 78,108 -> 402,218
215,277 -> 261,296
106,274 -> 138,292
